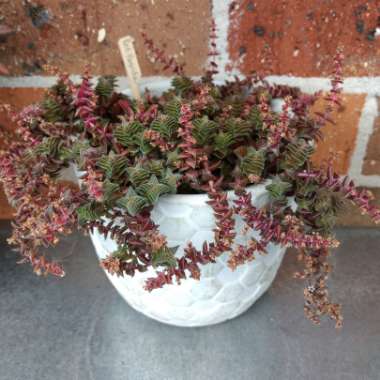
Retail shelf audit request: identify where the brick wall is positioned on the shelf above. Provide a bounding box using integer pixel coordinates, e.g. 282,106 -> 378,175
0,0 -> 379,218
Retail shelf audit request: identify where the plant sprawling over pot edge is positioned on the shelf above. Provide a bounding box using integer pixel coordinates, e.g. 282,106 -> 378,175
1,32 -> 379,328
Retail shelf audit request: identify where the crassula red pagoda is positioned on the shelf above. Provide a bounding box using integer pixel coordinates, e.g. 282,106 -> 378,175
1,33 -> 379,328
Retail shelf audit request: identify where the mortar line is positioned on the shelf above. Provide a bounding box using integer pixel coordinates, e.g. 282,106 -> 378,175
353,175 -> 380,188
348,95 -> 378,182
1,75 -> 380,93
211,0 -> 235,78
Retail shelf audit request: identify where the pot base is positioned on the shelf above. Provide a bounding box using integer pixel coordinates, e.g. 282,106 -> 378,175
90,229 -> 286,327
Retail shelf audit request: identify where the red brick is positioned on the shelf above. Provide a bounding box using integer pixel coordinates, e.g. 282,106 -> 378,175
311,94 -> 365,174
0,1 -> 210,76
0,88 -> 46,218
0,88 -> 46,145
96,1 -> 210,76
0,187 -> 13,219
228,0 -> 380,76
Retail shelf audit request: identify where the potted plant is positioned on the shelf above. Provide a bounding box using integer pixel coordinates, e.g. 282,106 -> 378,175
1,36 -> 379,328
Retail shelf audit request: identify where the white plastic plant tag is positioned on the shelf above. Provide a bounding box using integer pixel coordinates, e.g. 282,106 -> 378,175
118,35 -> 142,101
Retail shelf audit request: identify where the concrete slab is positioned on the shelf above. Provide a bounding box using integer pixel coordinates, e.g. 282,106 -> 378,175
0,222 -> 379,380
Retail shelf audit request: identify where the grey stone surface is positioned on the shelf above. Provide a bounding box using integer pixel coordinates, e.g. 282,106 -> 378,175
0,221 -> 380,380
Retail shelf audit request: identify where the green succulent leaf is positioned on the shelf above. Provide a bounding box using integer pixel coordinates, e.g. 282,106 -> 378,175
114,119 -> 144,147
97,154 -> 128,179
214,132 -> 235,158
102,180 -> 120,202
42,97 -> 64,123
33,137 -> 61,157
152,246 -> 177,268
151,115 -> 178,140
59,140 -> 89,162
95,76 -> 117,98
192,116 -> 218,146
240,147 -> 265,179
282,140 -> 314,171
166,149 -> 181,167
248,106 -> 263,130
164,98 -> 182,120
116,188 -> 147,216
76,202 -> 103,224
145,160 -> 165,177
136,175 -> 170,204
266,178 -> 292,200
22,148 -> 36,162
127,165 -> 151,187
171,76 -> 193,95
295,197 -> 313,210
225,118 -> 251,140
314,190 -> 347,214
161,169 -> 180,193
230,97 -> 244,117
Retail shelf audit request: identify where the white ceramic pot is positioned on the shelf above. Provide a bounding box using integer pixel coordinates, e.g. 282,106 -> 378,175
85,80 -> 286,327
90,182 -> 286,327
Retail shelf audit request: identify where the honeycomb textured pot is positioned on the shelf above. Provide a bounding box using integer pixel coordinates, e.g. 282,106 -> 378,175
90,182 -> 286,327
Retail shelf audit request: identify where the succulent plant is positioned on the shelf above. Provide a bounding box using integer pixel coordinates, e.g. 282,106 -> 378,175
0,33 -> 378,328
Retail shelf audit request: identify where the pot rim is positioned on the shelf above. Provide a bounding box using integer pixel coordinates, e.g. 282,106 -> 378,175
156,180 -> 271,206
